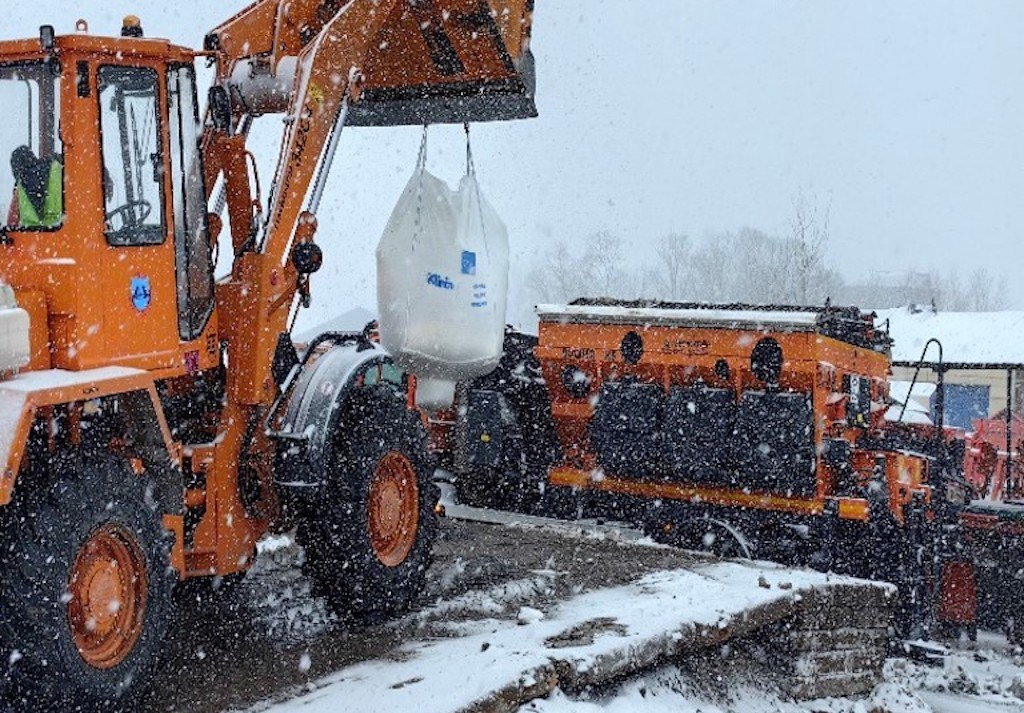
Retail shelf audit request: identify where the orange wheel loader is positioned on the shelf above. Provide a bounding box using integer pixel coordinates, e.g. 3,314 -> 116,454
0,2 -> 537,706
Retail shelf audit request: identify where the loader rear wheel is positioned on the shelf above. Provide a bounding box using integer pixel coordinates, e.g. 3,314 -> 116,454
297,386 -> 438,623
0,452 -> 173,709
368,453 -> 420,567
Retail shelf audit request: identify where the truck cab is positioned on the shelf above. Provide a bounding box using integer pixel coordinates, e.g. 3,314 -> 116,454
0,22 -> 218,378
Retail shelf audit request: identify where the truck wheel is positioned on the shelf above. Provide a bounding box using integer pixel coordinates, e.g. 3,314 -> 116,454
458,447 -> 541,514
297,386 -> 438,623
0,452 -> 174,709
886,529 -> 928,641
540,483 -> 584,521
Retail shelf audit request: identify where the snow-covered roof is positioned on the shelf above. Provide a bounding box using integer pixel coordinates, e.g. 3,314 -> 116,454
886,380 -> 935,425
876,307 -> 1024,366
537,304 -> 821,331
889,380 -> 937,404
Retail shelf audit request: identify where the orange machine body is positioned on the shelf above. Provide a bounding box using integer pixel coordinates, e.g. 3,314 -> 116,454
535,300 -> 935,525
0,1 -> 536,580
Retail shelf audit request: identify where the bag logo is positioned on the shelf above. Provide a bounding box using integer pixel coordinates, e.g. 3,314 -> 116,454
131,275 -> 152,312
426,273 -> 455,290
461,250 -> 476,276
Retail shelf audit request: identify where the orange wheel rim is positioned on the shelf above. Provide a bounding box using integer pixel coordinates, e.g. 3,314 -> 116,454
68,524 -> 148,670
368,453 -> 420,567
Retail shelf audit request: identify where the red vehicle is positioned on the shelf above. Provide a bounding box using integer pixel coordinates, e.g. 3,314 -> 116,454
965,413 -> 1024,501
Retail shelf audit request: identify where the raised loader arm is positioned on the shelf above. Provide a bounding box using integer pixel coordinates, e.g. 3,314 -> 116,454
201,0 -> 536,406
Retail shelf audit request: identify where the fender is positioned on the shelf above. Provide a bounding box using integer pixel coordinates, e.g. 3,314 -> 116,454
0,366 -> 180,506
272,334 -> 400,495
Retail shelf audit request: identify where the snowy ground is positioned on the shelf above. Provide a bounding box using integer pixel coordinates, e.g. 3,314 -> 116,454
141,514 -> 703,711
253,558 -> 859,713
521,632 -> 1024,713
124,509 -> 1024,713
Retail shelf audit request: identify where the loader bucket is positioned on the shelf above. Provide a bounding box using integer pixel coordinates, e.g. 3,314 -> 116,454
345,0 -> 537,126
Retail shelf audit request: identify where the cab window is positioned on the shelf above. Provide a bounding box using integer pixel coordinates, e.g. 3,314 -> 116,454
360,362 -> 408,394
1,62 -> 63,231
381,363 -> 406,389
98,66 -> 165,246
168,64 -> 214,340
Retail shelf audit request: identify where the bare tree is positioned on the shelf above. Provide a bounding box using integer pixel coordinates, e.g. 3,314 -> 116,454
525,241 -> 584,304
941,267 -> 1010,311
526,213 -> 1015,315
841,267 -> 1009,311
682,227 -> 839,305
584,231 -> 637,298
788,189 -> 832,304
526,232 -> 641,304
646,233 -> 691,300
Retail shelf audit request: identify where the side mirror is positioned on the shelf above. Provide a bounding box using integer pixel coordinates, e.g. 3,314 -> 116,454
292,243 -> 323,275
208,86 -> 232,134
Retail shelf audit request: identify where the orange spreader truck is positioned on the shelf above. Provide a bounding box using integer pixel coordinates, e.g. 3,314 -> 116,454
445,299 -> 1024,642
0,2 -> 536,706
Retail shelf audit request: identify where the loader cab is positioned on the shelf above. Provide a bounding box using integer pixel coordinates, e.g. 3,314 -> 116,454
0,22 -> 218,375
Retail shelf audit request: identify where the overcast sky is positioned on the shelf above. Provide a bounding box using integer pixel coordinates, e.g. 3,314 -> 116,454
9,2 -> 1024,328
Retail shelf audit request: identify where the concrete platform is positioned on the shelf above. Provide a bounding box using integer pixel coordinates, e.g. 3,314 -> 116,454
246,517 -> 894,713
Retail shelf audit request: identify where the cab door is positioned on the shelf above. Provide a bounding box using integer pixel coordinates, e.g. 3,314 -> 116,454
97,64 -> 179,369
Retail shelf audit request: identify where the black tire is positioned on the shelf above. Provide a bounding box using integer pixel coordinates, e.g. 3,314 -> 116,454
0,452 -> 174,710
540,483 -> 584,521
296,386 -> 438,623
173,570 -> 248,612
457,439 -> 542,514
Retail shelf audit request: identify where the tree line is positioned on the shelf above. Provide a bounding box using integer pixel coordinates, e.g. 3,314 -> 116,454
527,199 -> 1010,312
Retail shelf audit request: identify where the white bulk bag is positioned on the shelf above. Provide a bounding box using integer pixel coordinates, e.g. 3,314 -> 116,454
376,134 -> 509,406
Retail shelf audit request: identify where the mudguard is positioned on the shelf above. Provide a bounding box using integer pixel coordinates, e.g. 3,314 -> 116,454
0,366 -> 180,507
273,336 -> 400,496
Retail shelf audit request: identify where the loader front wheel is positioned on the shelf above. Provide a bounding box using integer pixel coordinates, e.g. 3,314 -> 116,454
0,452 -> 174,709
297,385 -> 438,623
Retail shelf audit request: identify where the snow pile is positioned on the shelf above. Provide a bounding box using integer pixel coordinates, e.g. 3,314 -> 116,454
523,667 -> 933,713
895,632 -> 1024,712
252,561 -> 863,713
244,534 -> 337,641
523,633 -> 1024,713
